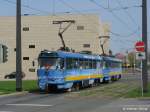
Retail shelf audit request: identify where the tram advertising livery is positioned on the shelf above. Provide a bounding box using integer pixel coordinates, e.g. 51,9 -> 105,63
37,50 -> 122,92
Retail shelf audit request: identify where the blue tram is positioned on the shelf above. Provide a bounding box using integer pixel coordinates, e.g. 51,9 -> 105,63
37,50 -> 122,91
102,56 -> 122,82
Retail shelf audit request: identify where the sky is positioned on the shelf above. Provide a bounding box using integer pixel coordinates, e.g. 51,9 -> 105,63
0,0 -> 149,54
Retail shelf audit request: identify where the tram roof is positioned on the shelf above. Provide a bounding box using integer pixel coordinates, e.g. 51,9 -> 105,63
39,50 -> 102,60
102,56 -> 122,63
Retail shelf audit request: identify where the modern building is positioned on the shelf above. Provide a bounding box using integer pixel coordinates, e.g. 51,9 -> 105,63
0,14 -> 110,80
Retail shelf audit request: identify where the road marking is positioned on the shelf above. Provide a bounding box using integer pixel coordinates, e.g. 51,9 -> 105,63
6,104 -> 53,107
0,111 -> 13,112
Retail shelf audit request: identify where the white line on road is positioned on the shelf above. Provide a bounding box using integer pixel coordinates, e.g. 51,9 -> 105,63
0,111 -> 13,112
6,104 -> 53,107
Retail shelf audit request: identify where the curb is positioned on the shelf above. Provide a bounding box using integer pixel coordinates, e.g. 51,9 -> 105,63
0,91 -> 28,98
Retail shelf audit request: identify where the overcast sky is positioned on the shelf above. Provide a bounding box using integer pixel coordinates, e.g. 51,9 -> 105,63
0,0 -> 149,54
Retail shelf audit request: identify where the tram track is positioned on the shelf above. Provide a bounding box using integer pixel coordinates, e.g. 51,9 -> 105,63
65,72 -> 141,98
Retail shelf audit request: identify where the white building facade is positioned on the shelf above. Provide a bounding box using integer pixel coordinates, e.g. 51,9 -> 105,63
0,14 -> 110,80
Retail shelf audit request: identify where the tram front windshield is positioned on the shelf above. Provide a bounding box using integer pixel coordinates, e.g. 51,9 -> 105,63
38,57 -> 64,69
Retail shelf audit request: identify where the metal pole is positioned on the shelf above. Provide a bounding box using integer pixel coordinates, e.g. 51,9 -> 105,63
142,0 -> 148,93
16,0 -> 22,91
133,52 -> 136,74
141,61 -> 144,96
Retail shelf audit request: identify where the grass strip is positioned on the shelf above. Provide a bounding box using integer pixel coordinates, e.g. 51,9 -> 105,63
0,80 -> 38,95
126,83 -> 150,98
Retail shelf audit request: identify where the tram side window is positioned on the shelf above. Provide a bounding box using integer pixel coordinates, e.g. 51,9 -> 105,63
58,58 -> 64,69
103,61 -> 109,69
66,58 -> 79,69
111,62 -> 117,68
119,63 -> 122,68
92,60 -> 96,69
85,60 -> 89,69
72,58 -> 79,69
89,60 -> 92,69
115,62 -> 122,68
114,63 -> 117,68
66,58 -> 73,69
110,62 -> 113,68
66,58 -> 99,70
78,59 -> 88,69
110,62 -> 122,68
79,59 -> 84,69
97,61 -> 102,69
79,59 -> 97,69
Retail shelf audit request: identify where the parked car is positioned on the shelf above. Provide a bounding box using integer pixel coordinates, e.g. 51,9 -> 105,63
4,72 -> 25,79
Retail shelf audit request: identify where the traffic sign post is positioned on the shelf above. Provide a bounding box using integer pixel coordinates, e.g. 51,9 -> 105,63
142,0 -> 148,94
136,52 -> 146,60
141,61 -> 144,97
135,41 -> 145,96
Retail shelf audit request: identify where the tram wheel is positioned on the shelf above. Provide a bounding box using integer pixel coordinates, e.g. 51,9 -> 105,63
103,79 -> 109,83
71,82 -> 81,92
111,77 -> 115,82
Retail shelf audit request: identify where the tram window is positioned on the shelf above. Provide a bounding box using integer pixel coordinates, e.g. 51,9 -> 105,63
79,59 -> 84,69
111,62 -> 116,68
103,62 -> 109,68
102,62 -> 105,69
110,62 -> 113,68
114,62 -> 121,68
92,60 -> 96,69
38,57 -> 64,69
89,60 -> 92,69
100,61 -> 103,67
58,58 -> 64,69
66,58 -> 79,69
72,58 -> 79,69
110,62 -> 121,68
114,63 -> 117,68
97,61 -> 102,69
82,60 -> 87,69
78,59 -> 89,69
85,60 -> 89,69
66,58 -> 73,69
119,63 -> 122,68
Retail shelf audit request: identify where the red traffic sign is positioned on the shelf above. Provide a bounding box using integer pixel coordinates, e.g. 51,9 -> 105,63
135,41 -> 145,52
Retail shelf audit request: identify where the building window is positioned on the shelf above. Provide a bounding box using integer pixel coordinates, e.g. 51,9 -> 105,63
29,45 -> 35,48
77,26 -> 84,30
29,68 -> 35,72
83,44 -> 90,48
23,57 -> 29,60
23,27 -> 29,31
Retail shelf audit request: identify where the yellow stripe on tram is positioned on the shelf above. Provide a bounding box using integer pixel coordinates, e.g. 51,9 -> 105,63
109,72 -> 122,76
65,74 -> 104,81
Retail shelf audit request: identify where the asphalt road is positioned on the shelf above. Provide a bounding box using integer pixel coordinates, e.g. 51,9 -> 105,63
0,71 -> 149,112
